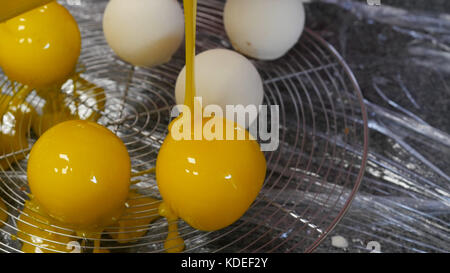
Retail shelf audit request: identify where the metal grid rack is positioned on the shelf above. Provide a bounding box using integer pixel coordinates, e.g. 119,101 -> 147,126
0,0 -> 368,253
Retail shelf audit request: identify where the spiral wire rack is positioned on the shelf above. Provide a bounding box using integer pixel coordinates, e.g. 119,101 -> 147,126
0,0 -> 368,253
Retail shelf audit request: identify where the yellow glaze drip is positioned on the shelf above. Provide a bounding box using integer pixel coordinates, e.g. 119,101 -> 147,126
159,202 -> 185,253
105,190 -> 161,244
131,168 -> 156,178
0,199 -> 7,225
183,0 -> 197,111
32,74 -> 106,136
0,86 -> 35,170
151,0 -> 198,254
17,199 -> 78,253
156,0 -> 266,237
93,238 -> 110,253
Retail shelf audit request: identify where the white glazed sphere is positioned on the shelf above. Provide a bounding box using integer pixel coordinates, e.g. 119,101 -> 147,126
224,0 -> 305,60
175,49 -> 264,127
103,0 -> 184,67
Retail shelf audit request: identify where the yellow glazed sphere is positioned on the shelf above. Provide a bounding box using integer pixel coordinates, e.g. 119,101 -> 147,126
156,117 -> 266,231
27,120 -> 131,230
0,2 -> 81,88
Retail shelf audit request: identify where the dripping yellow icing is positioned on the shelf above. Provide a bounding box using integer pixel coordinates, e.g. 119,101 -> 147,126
31,74 -> 106,136
105,190 -> 161,244
0,199 -> 7,225
0,86 -> 34,170
156,0 -> 266,238
159,202 -> 185,253
17,199 -> 77,253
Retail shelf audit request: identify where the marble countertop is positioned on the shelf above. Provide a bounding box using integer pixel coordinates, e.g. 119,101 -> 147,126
307,0 -> 449,253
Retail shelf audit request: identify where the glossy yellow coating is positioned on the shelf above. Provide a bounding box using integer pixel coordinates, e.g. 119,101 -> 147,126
105,191 -> 161,243
31,76 -> 106,136
0,91 -> 35,170
156,0 -> 266,234
0,198 -> 7,225
159,202 -> 185,253
27,120 -> 131,230
0,0 -> 54,22
156,116 -> 267,231
183,0 -> 197,110
93,238 -> 110,253
0,2 -> 81,88
17,200 -> 78,253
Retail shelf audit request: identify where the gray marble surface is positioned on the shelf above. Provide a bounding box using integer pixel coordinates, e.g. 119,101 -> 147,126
308,0 -> 449,253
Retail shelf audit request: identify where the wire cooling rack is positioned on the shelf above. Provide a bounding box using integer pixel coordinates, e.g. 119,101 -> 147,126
0,0 -> 368,253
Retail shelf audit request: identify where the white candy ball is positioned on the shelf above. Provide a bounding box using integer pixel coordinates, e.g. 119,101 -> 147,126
224,0 -> 305,60
103,0 -> 184,67
175,49 -> 264,127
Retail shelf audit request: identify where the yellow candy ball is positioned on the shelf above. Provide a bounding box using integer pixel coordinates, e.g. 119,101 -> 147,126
156,117 -> 266,231
27,120 -> 131,230
0,2 -> 81,87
